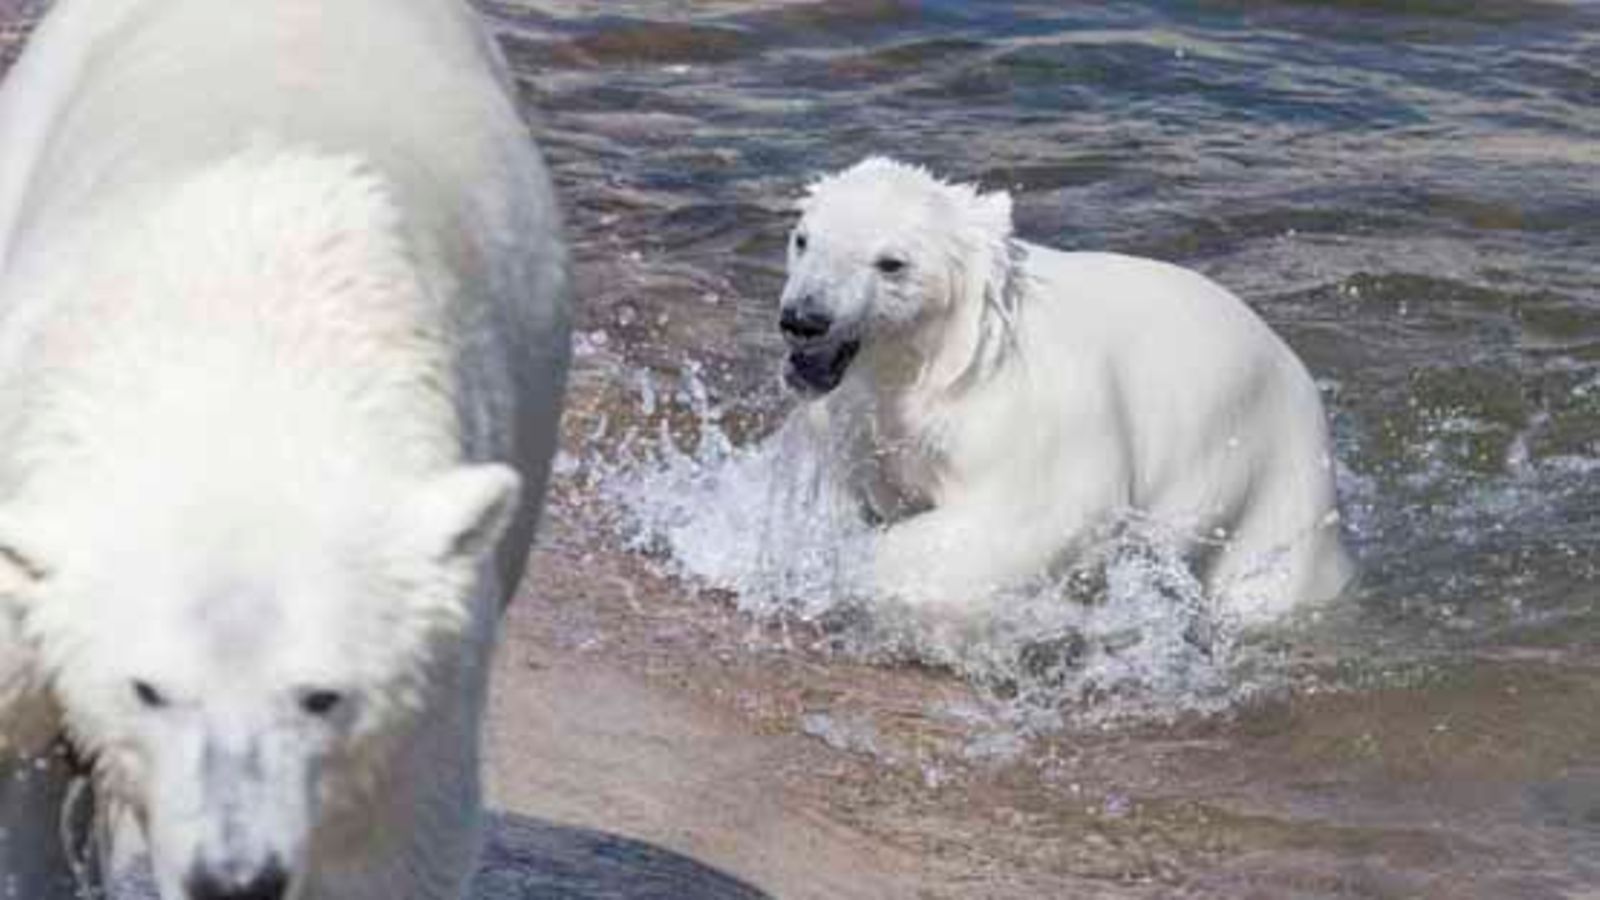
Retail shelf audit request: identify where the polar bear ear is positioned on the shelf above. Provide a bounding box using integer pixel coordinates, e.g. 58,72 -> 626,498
967,188 -> 1015,244
403,464 -> 523,568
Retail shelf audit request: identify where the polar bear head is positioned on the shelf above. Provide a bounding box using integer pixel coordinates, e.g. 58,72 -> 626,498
779,157 -> 1018,396
0,460 -> 519,900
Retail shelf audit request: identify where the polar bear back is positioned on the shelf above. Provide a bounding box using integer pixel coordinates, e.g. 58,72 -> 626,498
2,0 -> 526,252
1016,247 -> 1325,466
1007,246 -> 1346,617
0,0 -> 570,596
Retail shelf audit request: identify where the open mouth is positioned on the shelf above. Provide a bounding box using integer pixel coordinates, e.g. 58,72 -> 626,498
785,339 -> 861,396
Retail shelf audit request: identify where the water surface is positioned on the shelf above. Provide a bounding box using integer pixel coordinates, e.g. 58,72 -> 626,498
495,1 -> 1600,896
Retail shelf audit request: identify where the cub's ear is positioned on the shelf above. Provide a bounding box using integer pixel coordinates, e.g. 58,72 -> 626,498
968,188 -> 1014,243
403,464 -> 523,568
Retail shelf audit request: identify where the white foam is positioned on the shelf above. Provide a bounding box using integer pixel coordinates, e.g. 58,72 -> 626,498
588,364 -> 1265,727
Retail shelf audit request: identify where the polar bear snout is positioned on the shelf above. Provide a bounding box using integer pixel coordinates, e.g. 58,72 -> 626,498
780,304 -> 835,344
185,857 -> 291,900
140,720 -> 318,900
784,294 -> 870,392
780,294 -> 864,394
784,338 -> 862,396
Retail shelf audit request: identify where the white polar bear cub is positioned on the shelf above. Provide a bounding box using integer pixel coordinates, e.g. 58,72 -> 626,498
780,158 -> 1350,624
0,0 -> 570,899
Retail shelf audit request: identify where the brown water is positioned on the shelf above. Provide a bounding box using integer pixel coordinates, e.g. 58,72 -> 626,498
8,1 -> 1600,897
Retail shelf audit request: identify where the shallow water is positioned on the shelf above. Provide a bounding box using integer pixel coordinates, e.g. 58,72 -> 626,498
491,0 -> 1600,895
7,0 -> 1600,897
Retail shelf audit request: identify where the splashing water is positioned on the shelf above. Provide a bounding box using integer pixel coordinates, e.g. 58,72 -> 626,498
589,364 -> 1270,729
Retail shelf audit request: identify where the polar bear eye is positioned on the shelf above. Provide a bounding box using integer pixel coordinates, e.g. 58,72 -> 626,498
793,232 -> 808,254
875,256 -> 907,275
131,680 -> 167,709
299,689 -> 345,717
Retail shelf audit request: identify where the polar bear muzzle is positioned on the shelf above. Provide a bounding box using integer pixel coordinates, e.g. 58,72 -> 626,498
184,855 -> 290,900
784,338 -> 861,397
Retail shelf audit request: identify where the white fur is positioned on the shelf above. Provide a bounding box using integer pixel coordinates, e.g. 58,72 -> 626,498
0,1 -> 570,898
781,158 -> 1351,624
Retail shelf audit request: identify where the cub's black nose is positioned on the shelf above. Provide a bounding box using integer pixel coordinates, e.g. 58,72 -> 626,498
186,861 -> 290,900
780,306 -> 833,342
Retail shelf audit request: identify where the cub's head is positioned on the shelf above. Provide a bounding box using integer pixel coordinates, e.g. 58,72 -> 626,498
779,157 -> 1015,396
0,463 -> 519,900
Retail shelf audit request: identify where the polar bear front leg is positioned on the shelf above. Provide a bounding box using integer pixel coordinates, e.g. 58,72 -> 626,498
873,511 -> 996,612
872,491 -> 1110,614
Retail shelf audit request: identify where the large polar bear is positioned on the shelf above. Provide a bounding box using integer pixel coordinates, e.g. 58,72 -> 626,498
0,0 -> 570,898
780,158 -> 1350,624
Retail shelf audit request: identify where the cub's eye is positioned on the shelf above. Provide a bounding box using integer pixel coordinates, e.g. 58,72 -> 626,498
794,232 -> 808,253
132,680 -> 166,709
299,689 -> 345,718
875,256 -> 907,275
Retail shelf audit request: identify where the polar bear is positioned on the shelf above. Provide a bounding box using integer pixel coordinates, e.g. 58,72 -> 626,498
779,158 -> 1351,625
0,0 -> 570,898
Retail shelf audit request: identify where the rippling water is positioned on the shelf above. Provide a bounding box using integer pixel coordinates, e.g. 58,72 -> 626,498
502,5 -> 1600,686
487,1 -> 1600,894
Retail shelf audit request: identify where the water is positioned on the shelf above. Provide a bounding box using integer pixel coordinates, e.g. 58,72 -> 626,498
520,2 -> 1600,696
7,1 -> 1600,897
593,400 -> 1247,727
496,1 -> 1600,894
515,0 -> 1600,644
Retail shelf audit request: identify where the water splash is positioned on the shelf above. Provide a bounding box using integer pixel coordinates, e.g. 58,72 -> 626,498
588,363 -> 1261,728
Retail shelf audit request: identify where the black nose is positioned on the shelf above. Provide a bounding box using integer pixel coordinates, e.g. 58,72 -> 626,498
186,861 -> 290,900
780,306 -> 833,342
